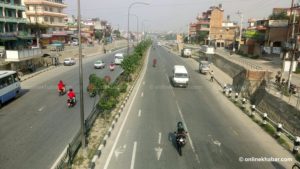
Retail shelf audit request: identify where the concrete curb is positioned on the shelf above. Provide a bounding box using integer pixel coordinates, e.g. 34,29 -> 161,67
20,65 -> 59,82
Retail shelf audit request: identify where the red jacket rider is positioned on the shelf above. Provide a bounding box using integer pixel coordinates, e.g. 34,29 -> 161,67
67,88 -> 76,100
57,80 -> 65,91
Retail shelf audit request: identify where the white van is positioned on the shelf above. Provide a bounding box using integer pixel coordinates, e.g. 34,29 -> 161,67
114,53 -> 124,65
172,65 -> 189,87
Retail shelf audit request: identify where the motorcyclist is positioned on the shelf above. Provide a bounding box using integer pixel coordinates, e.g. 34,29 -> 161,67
176,121 -> 187,139
110,62 -> 115,71
57,80 -> 65,93
67,88 -> 76,104
153,58 -> 157,67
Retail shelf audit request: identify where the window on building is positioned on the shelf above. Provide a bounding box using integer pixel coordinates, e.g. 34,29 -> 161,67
44,7 -> 48,11
44,16 -> 48,22
50,17 -> 54,23
58,18 -> 62,23
58,8 -> 61,13
49,7 -> 53,12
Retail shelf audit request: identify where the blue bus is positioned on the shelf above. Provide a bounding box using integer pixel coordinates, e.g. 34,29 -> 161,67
0,71 -> 21,108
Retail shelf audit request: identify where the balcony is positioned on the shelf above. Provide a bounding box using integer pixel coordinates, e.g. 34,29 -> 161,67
24,0 -> 67,8
5,48 -> 42,62
200,27 -> 210,31
0,17 -> 27,23
0,2 -> 26,11
25,10 -> 67,17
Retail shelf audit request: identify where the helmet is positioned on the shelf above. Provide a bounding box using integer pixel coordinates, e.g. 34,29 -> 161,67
59,80 -> 63,83
177,121 -> 184,129
69,88 -> 73,92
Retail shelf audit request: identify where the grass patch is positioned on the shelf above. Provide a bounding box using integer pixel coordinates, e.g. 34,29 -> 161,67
296,153 -> 300,162
295,67 -> 300,74
277,137 -> 291,150
73,155 -> 84,165
262,123 -> 276,136
88,149 -> 96,160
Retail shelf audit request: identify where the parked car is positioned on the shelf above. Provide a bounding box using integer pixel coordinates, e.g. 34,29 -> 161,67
51,41 -> 64,51
63,58 -> 76,66
94,60 -> 105,69
199,61 -> 210,74
71,41 -> 79,46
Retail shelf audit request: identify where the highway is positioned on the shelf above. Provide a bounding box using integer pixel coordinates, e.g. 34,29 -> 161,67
95,45 -> 295,169
0,49 -> 126,169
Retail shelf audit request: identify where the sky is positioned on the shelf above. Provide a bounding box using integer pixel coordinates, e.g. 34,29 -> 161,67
63,0 -> 291,33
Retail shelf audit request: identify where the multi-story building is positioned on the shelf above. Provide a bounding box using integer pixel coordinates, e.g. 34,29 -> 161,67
0,0 -> 31,49
0,0 -> 43,70
243,18 -> 288,55
24,0 -> 67,45
189,4 -> 237,47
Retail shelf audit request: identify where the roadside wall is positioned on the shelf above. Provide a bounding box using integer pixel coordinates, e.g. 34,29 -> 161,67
252,87 -> 300,136
212,54 -> 244,78
212,52 -> 299,136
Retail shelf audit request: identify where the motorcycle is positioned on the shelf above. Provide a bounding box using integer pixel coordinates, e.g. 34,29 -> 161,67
174,131 -> 187,156
109,64 -> 115,71
153,59 -> 157,67
89,91 -> 96,97
289,84 -> 297,94
67,97 -> 76,108
58,88 -> 66,96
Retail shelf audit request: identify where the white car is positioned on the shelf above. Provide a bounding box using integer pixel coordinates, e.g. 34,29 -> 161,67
63,58 -> 76,66
172,65 -> 189,87
94,60 -> 105,69
114,53 -> 124,65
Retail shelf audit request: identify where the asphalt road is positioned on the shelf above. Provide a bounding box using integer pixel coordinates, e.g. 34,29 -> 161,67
96,45 -> 295,169
0,49 -> 127,169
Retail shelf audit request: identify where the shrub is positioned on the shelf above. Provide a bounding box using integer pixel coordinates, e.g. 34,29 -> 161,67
119,83 -> 127,93
262,123 -> 276,136
296,153 -> 300,162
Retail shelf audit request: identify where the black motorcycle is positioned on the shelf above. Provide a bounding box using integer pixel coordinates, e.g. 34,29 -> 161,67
175,132 -> 187,156
67,97 -> 76,108
58,88 -> 66,96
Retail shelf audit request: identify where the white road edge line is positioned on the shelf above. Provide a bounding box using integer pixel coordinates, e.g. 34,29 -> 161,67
158,132 -> 162,145
141,92 -> 144,97
175,101 -> 200,164
138,109 -> 141,117
130,141 -> 137,169
103,48 -> 149,169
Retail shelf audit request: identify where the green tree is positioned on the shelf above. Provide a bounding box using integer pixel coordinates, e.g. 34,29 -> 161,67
196,31 -> 208,44
95,30 -> 103,40
113,30 -> 121,38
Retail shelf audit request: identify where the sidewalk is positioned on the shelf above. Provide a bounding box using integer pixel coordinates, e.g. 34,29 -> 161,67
185,44 -> 300,85
19,40 -> 127,82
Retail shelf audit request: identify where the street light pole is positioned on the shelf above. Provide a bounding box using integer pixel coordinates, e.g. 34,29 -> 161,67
287,1 -> 297,91
127,2 -> 149,56
237,11 -> 243,51
130,14 -> 139,44
77,0 -> 85,148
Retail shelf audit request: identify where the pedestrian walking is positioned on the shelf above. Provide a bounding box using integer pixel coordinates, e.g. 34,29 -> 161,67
210,70 -> 214,82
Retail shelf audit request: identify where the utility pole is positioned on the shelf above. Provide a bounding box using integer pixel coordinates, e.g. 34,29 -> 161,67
237,11 -> 243,51
287,0 -> 298,91
77,0 -> 86,148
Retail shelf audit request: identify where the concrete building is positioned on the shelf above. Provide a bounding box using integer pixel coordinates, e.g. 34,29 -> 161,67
0,0 -> 43,71
24,0 -> 67,45
189,4 -> 237,48
243,19 -> 288,56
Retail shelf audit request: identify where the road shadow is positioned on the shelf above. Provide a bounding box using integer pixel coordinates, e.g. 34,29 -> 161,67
168,131 -> 179,154
0,89 -> 29,110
